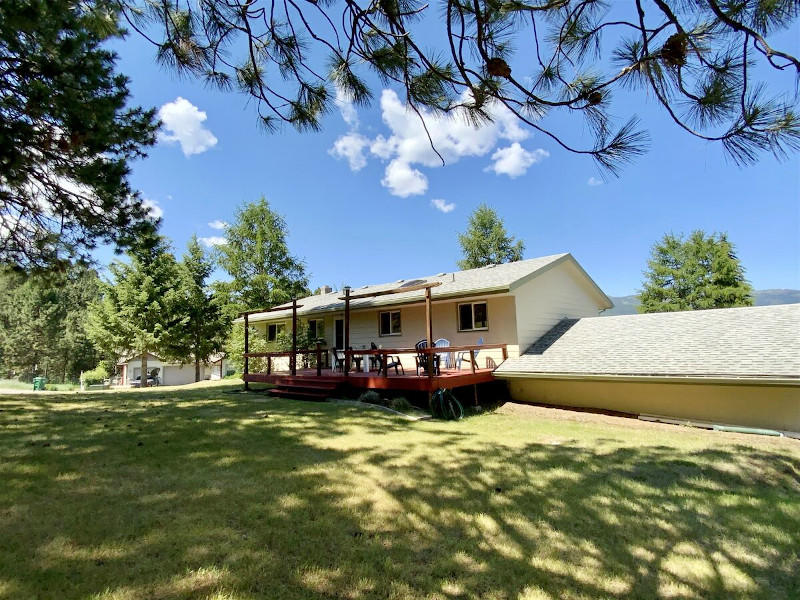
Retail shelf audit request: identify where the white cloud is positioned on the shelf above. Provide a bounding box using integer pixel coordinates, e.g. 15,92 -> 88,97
208,220 -> 227,230
328,132 -> 370,171
141,198 -> 163,220
330,89 -> 546,197
485,143 -> 549,178
431,198 -> 456,213
588,176 -> 604,186
335,87 -> 359,128
158,97 -> 218,157
199,236 -> 227,247
381,159 -> 428,197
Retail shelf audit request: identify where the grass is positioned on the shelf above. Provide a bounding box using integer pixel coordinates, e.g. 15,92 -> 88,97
0,379 -> 78,391
0,384 -> 798,599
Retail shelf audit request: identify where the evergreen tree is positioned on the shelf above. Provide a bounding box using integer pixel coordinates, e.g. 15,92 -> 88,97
118,0 -> 799,171
0,0 -> 159,268
178,235 -> 228,381
216,197 -> 309,313
639,231 -> 754,313
0,265 -> 101,381
87,237 -> 187,386
457,204 -> 525,270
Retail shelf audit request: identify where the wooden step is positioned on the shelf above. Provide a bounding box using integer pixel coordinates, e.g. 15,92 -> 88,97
268,380 -> 340,401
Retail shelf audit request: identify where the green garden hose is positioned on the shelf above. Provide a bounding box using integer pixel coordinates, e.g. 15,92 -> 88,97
430,388 -> 464,420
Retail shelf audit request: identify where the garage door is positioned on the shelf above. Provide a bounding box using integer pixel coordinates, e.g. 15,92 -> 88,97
162,365 -> 198,386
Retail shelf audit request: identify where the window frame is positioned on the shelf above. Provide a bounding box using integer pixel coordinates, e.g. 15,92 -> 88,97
378,310 -> 402,336
457,301 -> 489,332
308,318 -> 324,341
267,322 -> 285,342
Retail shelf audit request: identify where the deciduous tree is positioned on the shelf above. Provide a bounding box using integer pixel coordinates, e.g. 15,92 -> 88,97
639,230 -> 754,312
457,204 -> 525,270
215,197 -> 309,314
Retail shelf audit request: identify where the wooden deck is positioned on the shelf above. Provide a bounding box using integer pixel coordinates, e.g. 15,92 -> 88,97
244,366 -> 497,393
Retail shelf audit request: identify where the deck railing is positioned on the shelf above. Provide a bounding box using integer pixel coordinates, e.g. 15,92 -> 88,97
244,342 -> 508,379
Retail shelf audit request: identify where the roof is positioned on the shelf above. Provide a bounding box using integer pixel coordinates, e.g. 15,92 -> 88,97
495,304 -> 800,380
238,253 -> 612,323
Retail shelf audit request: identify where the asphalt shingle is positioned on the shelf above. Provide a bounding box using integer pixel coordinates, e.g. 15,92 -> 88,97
496,304 -> 800,379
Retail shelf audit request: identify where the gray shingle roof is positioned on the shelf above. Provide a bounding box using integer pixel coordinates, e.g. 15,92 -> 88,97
240,253 -> 610,322
496,304 -> 800,379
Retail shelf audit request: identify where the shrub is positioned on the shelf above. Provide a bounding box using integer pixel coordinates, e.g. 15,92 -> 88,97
357,391 -> 381,405
80,365 -> 108,385
390,397 -> 412,412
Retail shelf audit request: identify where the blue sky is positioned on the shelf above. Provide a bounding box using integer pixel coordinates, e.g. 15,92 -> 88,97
106,20 -> 800,297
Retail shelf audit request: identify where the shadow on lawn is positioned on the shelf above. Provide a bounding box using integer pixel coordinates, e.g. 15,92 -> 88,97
1,388 -> 798,599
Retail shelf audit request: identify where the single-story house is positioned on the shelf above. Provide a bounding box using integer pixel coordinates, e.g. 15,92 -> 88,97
239,253 -> 613,371
495,304 -> 800,433
117,353 -> 229,386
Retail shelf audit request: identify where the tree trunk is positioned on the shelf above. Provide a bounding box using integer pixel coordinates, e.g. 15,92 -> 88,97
195,357 -> 200,382
141,352 -> 148,388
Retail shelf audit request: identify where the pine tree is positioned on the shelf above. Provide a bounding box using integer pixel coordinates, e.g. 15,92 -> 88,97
639,231 -> 754,313
87,237 -> 187,386
457,204 -> 525,270
0,0 -> 159,268
117,0 -> 799,172
0,265 -> 100,381
178,236 -> 228,381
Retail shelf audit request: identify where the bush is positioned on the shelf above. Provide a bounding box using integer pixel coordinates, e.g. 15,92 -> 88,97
80,365 -> 108,385
357,391 -> 381,405
390,397 -> 412,412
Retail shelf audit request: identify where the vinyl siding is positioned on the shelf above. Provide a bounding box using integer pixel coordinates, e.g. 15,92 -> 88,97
512,261 -> 603,355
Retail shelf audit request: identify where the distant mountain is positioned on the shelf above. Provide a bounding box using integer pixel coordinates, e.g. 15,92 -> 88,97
603,289 -> 800,316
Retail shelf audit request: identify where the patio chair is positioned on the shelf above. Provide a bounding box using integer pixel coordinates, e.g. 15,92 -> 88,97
331,348 -> 346,372
372,342 -> 405,376
415,339 -> 440,376
456,337 -> 484,370
434,338 -> 454,370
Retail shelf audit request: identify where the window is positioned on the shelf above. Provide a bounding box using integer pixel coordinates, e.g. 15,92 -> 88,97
267,323 -> 285,341
308,318 -> 324,340
379,310 -> 401,336
458,302 -> 488,331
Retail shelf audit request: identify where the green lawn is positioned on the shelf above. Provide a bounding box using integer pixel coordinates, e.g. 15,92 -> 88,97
1,384 -> 798,599
0,379 -> 78,391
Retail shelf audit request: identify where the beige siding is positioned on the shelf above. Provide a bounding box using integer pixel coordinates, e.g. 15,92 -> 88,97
512,262 -> 603,355
506,377 -> 800,432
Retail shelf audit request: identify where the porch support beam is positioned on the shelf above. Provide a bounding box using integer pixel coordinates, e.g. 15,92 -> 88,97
344,286 -> 351,377
291,298 -> 298,376
243,313 -> 250,391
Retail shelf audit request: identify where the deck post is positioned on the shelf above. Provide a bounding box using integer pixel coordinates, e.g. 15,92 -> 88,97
425,286 -> 433,348
267,356 -> 272,375
243,314 -> 250,391
502,345 -> 508,361
316,342 -> 322,377
382,351 -> 388,379
343,286 -> 351,377
470,350 -> 476,374
291,298 -> 298,376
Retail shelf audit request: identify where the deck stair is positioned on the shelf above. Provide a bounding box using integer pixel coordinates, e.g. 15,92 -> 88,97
268,377 -> 340,401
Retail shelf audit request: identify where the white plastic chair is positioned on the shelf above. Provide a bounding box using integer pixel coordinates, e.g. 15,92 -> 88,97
456,337 -> 484,370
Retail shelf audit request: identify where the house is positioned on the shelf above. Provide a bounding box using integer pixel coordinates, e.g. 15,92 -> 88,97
237,253 -> 612,394
494,304 -> 800,433
240,253 -> 611,362
117,353 -> 230,387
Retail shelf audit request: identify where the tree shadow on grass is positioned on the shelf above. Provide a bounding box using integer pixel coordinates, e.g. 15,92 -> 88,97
0,389 -> 798,599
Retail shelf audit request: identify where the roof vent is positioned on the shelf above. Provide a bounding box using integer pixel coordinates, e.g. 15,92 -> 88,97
484,263 -> 496,269
396,279 -> 404,283
437,272 -> 446,277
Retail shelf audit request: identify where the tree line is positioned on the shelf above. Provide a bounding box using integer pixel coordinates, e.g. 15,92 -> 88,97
0,198 -> 754,384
